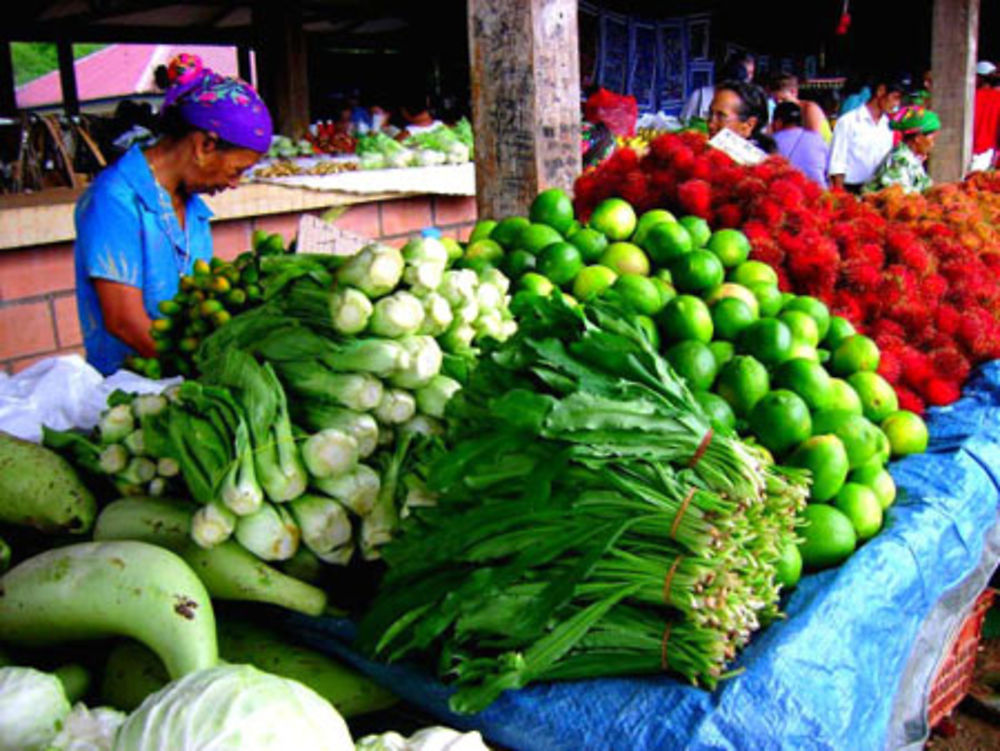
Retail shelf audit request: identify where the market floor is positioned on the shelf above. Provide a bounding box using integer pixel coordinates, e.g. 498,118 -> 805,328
926,629 -> 1000,751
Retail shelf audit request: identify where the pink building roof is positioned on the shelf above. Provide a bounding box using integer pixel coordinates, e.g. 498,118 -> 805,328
15,44 -> 243,109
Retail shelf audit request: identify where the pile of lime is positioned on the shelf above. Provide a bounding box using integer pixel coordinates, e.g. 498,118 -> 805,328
464,189 -> 931,580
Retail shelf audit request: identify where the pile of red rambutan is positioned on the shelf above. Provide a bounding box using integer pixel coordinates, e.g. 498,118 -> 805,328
573,132 -> 1000,413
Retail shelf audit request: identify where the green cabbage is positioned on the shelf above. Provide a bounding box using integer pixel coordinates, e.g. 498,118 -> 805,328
48,704 -> 126,751
0,666 -> 70,751
113,665 -> 353,751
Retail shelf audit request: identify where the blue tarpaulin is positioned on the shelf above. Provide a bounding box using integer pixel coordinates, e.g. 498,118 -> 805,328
283,362 -> 1000,751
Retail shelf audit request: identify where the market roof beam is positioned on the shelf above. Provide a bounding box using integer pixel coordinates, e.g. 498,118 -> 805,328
1,22 -> 252,45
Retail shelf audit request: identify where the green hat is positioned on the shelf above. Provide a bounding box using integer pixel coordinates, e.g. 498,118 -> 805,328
892,106 -> 940,134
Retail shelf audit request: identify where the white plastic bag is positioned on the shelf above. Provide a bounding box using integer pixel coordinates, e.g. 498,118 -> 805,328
0,355 -> 180,443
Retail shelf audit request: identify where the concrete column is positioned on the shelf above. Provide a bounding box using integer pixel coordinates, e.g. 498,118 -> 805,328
930,0 -> 979,182
468,0 -> 582,219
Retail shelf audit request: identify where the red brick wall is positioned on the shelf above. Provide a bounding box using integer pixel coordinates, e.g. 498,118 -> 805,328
0,194 -> 477,373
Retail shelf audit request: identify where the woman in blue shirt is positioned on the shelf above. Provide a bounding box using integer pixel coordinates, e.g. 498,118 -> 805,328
75,54 -> 272,375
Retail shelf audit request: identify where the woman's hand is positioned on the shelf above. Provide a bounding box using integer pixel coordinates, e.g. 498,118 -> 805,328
94,279 -> 157,357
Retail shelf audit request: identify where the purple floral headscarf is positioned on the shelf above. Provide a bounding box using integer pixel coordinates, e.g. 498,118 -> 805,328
162,54 -> 273,153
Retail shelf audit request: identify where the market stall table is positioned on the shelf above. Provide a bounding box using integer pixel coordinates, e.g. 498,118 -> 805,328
282,363 -> 1000,751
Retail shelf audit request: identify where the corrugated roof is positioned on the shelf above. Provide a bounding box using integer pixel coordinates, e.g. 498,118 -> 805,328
15,43 -> 241,108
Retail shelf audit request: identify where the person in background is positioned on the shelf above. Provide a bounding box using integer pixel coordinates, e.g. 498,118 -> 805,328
971,61 -> 1000,172
863,107 -> 940,194
772,102 -> 829,188
680,52 -> 755,123
839,74 -> 871,117
707,80 -> 777,154
769,74 -> 832,143
74,54 -> 272,375
827,76 -> 903,192
397,94 -> 443,139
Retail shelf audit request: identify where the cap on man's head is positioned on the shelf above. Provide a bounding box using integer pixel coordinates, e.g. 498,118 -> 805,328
976,61 -> 997,76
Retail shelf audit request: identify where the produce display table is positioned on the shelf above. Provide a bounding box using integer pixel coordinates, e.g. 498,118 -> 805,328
250,162 -> 476,197
283,362 -> 1000,751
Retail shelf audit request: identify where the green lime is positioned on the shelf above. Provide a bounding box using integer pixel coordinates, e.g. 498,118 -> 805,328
784,296 -> 831,341
817,348 -> 831,363
469,219 -> 498,243
566,219 -> 582,236
812,410 -> 882,468
831,334 -> 880,376
798,504 -> 857,569
600,242 -> 650,276
849,464 -> 897,510
670,250 -> 725,293
654,268 -> 673,285
631,209 -> 677,246
748,282 -> 784,318
749,389 -> 813,456
517,223 -> 565,255
775,541 -> 803,588
642,221 -> 693,265
729,260 -> 779,287
518,272 -> 555,296
712,298 -> 757,341
780,292 -> 796,310
873,428 -> 892,464
705,283 -> 760,317
666,340 -> 719,391
613,274 -> 664,315
651,277 -> 677,307
529,188 -> 575,234
635,314 -> 660,349
788,434 -> 850,502
738,318 -> 794,366
679,215 -> 712,248
490,216 -> 531,249
706,229 -> 751,267
694,390 -> 736,433
789,342 -> 820,362
709,340 -> 736,369
828,378 -> 864,414
588,197 -> 637,241
567,227 -> 610,263
538,241 -> 584,286
572,265 -> 618,301
504,249 -> 537,277
439,237 -> 463,263
848,372 -> 899,423
825,316 -> 857,349
464,238 -> 504,267
833,483 -> 883,540
657,295 -> 714,343
780,310 -> 821,347
880,410 -> 929,457
715,355 -> 770,417
774,358 -> 834,411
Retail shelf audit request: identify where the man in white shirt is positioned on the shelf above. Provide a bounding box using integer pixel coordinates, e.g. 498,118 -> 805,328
828,78 -> 904,191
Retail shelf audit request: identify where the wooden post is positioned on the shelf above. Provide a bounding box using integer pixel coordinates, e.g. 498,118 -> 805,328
57,39 -> 80,117
0,41 -> 16,117
930,0 -> 979,182
252,2 -> 310,138
468,0 -> 581,219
